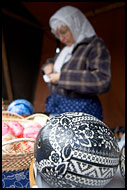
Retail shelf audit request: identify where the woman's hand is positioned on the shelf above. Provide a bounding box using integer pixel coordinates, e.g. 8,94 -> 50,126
43,63 -> 53,75
49,72 -> 61,84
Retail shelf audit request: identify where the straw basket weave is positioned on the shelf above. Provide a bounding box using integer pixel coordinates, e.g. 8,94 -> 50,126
2,138 -> 35,172
2,110 -> 24,119
2,111 -> 49,172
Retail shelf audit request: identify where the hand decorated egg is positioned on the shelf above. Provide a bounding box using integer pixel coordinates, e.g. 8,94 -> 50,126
120,145 -> 125,181
2,122 -> 14,136
7,99 -> 34,115
34,112 -> 120,188
8,121 -> 24,138
2,122 -> 16,151
23,123 -> 42,139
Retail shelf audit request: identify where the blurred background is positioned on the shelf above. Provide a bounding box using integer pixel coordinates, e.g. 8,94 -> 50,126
2,2 -> 125,129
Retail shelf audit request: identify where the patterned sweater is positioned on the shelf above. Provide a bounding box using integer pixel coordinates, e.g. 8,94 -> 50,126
43,35 -> 111,98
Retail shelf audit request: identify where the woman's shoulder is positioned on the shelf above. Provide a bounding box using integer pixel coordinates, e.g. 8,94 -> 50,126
80,35 -> 104,45
72,35 -> 101,53
78,35 -> 106,49
72,35 -> 107,55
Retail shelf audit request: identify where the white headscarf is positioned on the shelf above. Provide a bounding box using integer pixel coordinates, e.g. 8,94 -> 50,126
49,6 -> 96,72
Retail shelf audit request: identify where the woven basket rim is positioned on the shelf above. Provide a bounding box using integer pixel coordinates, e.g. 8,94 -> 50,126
2,111 -> 24,119
2,137 -> 36,146
2,150 -> 34,157
2,138 -> 35,156
25,113 -> 50,120
2,117 -> 43,125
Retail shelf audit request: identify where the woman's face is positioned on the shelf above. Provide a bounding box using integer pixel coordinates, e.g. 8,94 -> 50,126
56,25 -> 75,46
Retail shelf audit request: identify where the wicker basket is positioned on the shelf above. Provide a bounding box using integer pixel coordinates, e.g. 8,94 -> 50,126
2,111 -> 50,172
26,113 -> 49,120
2,111 -> 24,119
25,113 -> 49,126
2,138 -> 35,172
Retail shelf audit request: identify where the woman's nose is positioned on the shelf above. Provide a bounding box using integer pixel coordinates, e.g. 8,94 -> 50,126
59,35 -> 65,43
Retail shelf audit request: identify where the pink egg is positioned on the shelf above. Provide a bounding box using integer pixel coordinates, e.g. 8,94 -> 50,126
2,122 -> 14,136
8,121 -> 24,138
23,124 -> 42,139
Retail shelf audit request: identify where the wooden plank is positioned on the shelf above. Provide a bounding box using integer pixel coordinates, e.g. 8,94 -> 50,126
85,2 -> 125,17
2,30 -> 13,101
2,8 -> 43,31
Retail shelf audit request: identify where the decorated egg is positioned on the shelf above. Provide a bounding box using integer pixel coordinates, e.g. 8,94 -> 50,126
7,99 -> 34,115
2,122 -> 16,151
120,145 -> 125,181
8,121 -> 24,138
2,122 -> 14,136
23,123 -> 42,139
34,112 -> 120,188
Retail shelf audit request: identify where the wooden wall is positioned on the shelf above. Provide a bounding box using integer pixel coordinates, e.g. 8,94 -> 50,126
33,6 -> 125,129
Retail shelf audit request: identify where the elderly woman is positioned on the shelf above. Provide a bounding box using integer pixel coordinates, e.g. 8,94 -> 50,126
41,6 -> 111,120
